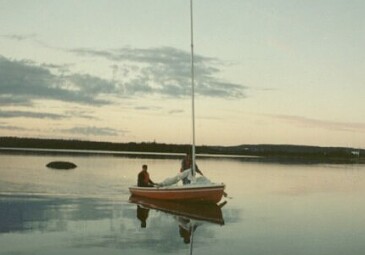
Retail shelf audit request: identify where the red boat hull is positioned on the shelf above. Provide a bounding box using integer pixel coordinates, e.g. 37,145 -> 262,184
129,184 -> 225,204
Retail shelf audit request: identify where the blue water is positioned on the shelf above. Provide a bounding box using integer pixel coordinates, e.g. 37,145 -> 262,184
0,152 -> 365,254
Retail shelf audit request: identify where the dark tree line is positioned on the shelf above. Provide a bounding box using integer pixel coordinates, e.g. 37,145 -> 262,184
1,137 -> 364,163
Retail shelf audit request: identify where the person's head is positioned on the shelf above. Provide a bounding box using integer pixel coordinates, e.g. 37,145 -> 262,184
142,164 -> 148,171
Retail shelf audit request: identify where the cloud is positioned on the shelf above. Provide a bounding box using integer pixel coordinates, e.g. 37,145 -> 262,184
0,45 -> 246,129
0,44 -> 246,110
71,46 -> 247,98
0,110 -> 65,119
0,33 -> 37,41
268,114 -> 365,133
0,33 -> 58,51
61,126 -> 125,137
0,95 -> 33,106
64,110 -> 96,120
0,56 -> 116,106
41,62 -> 73,74
134,106 -> 162,111
0,124 -> 28,131
169,109 -> 185,114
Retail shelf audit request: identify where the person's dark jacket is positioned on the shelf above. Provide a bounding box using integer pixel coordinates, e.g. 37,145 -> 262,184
138,170 -> 154,187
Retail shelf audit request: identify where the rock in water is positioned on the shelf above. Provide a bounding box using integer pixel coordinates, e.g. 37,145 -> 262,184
46,161 -> 77,170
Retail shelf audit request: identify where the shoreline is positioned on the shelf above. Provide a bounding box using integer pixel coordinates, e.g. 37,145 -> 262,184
0,146 -> 260,160
1,137 -> 364,164
1,146 -> 363,165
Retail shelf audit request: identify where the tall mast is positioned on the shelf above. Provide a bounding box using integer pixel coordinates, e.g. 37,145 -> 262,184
190,0 -> 196,176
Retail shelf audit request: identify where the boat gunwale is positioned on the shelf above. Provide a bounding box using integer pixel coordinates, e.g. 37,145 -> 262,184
129,183 -> 225,192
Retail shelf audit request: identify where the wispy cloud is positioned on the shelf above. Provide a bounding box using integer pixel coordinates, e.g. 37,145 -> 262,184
0,95 -> 33,106
60,126 -> 125,137
267,114 -> 365,133
0,33 -> 37,41
0,33 -> 59,51
134,106 -> 162,111
0,123 -> 28,131
169,109 -> 184,114
71,46 -> 247,98
0,110 -> 65,120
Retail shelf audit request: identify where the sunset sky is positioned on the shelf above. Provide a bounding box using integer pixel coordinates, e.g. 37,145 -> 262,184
1,0 -> 364,148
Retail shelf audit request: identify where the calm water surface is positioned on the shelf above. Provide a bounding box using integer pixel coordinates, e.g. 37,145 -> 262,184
0,152 -> 365,255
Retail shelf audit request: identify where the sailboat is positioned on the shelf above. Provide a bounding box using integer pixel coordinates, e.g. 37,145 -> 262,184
129,178 -> 225,203
129,0 -> 226,204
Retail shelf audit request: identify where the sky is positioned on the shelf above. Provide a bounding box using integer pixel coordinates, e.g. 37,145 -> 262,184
0,0 -> 364,148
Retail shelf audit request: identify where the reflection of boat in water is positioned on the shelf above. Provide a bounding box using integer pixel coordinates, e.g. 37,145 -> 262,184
130,195 -> 226,254
129,195 -> 225,225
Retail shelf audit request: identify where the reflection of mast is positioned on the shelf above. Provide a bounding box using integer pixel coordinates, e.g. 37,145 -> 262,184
189,222 -> 195,255
178,217 -> 199,244
177,216 -> 199,254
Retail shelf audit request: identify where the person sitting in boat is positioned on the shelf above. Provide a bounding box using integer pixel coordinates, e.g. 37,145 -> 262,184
180,153 -> 203,185
138,164 -> 156,187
